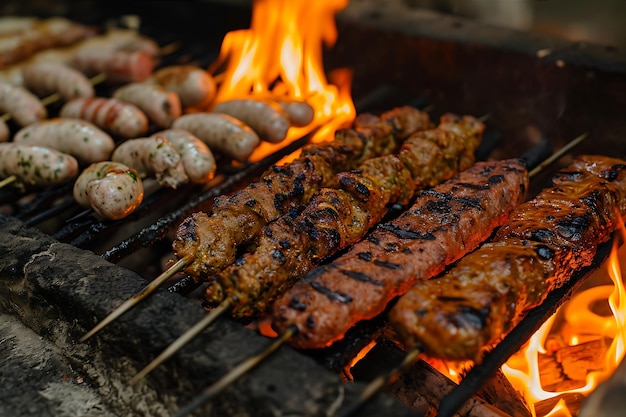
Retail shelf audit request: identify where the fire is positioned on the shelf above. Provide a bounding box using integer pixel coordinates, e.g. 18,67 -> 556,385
501,232 -> 626,417
209,0 -> 356,161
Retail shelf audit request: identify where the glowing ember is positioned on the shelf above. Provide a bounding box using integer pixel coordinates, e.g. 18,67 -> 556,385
209,0 -> 355,161
501,232 -> 626,417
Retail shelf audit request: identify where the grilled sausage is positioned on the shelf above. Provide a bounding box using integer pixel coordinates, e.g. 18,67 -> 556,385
111,135 -> 188,188
13,118 -> 115,163
60,97 -> 149,138
113,83 -> 181,128
73,161 -> 144,220
279,100 -> 315,127
214,99 -> 290,143
149,65 -> 216,109
153,129 -> 216,183
0,143 -> 78,188
72,48 -> 155,84
0,81 -> 47,126
388,155 -> 626,361
172,112 -> 260,161
22,62 -> 94,100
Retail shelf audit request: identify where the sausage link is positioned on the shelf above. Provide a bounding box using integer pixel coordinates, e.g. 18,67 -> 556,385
73,161 -> 144,220
60,97 -> 149,138
0,81 -> 47,126
22,62 -> 94,100
113,83 -> 181,128
172,112 -> 260,161
153,129 -> 216,183
279,100 -> 315,127
149,65 -> 216,109
13,118 -> 115,163
0,143 -> 78,188
214,99 -> 290,143
111,136 -> 188,188
71,48 -> 155,84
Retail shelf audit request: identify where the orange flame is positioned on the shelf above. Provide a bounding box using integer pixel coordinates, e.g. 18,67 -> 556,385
209,0 -> 355,161
502,229 -> 626,417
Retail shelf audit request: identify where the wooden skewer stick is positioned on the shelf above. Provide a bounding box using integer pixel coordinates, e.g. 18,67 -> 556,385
336,348 -> 422,417
129,299 -> 233,384
79,255 -> 192,343
0,175 -> 17,189
528,133 -> 588,179
173,325 -> 299,417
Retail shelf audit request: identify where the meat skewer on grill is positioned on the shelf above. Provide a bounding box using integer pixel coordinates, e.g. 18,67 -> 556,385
171,134 -> 585,417
130,113 -> 486,382
79,105 -> 433,342
341,150 -> 625,417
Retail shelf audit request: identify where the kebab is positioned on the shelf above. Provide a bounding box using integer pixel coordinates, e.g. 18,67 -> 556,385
171,134 -> 586,417
337,152 -> 625,417
130,112 -> 485,381
79,105 -> 433,342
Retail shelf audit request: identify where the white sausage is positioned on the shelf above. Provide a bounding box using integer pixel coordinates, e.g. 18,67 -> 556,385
279,100 -> 315,127
111,136 -> 188,188
149,65 -> 216,109
13,118 -> 115,164
213,99 -> 290,143
73,161 -> 144,220
0,143 -> 78,188
113,83 -> 181,128
0,81 -> 47,126
60,97 -> 149,138
153,129 -> 216,183
22,62 -> 94,100
172,112 -> 260,162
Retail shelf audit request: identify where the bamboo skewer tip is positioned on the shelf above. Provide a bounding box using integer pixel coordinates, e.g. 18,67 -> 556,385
173,326 -> 298,417
79,256 -> 192,343
0,175 -> 17,189
129,299 -> 233,385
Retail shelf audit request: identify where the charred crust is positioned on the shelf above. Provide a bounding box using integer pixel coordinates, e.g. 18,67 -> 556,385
556,214 -> 591,240
458,305 -> 490,329
279,239 -> 292,249
272,250 -> 286,264
235,257 -> 245,266
289,297 -> 307,311
310,281 -> 353,303
245,199 -> 257,207
367,235 -> 380,245
535,244 -> 556,260
487,174 -> 505,185
531,228 -> 556,242
357,251 -> 372,261
274,193 -> 288,210
451,196 -> 483,210
338,175 -> 370,201
306,316 -> 315,329
384,243 -> 399,252
340,269 -> 384,286
378,223 -> 436,240
373,259 -> 402,270
402,247 -> 412,254
603,164 -> 626,181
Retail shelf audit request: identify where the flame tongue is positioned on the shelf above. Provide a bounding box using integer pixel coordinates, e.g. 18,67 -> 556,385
501,234 -> 626,417
210,0 -> 355,158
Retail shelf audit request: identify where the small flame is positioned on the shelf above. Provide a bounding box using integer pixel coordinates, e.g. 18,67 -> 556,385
209,0 -> 356,162
502,227 -> 626,417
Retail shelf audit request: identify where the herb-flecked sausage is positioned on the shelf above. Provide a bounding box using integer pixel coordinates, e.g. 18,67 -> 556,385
0,143 -> 78,188
13,118 -> 115,163
73,161 -> 144,220
153,129 -> 216,184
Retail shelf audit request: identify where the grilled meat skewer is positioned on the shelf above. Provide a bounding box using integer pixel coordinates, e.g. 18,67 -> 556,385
388,154 -> 626,362
173,106 -> 432,280
131,113 -> 484,382
204,114 -> 485,317
271,157 -> 527,348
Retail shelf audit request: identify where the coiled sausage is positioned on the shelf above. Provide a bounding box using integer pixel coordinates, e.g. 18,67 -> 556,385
153,129 -> 216,184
